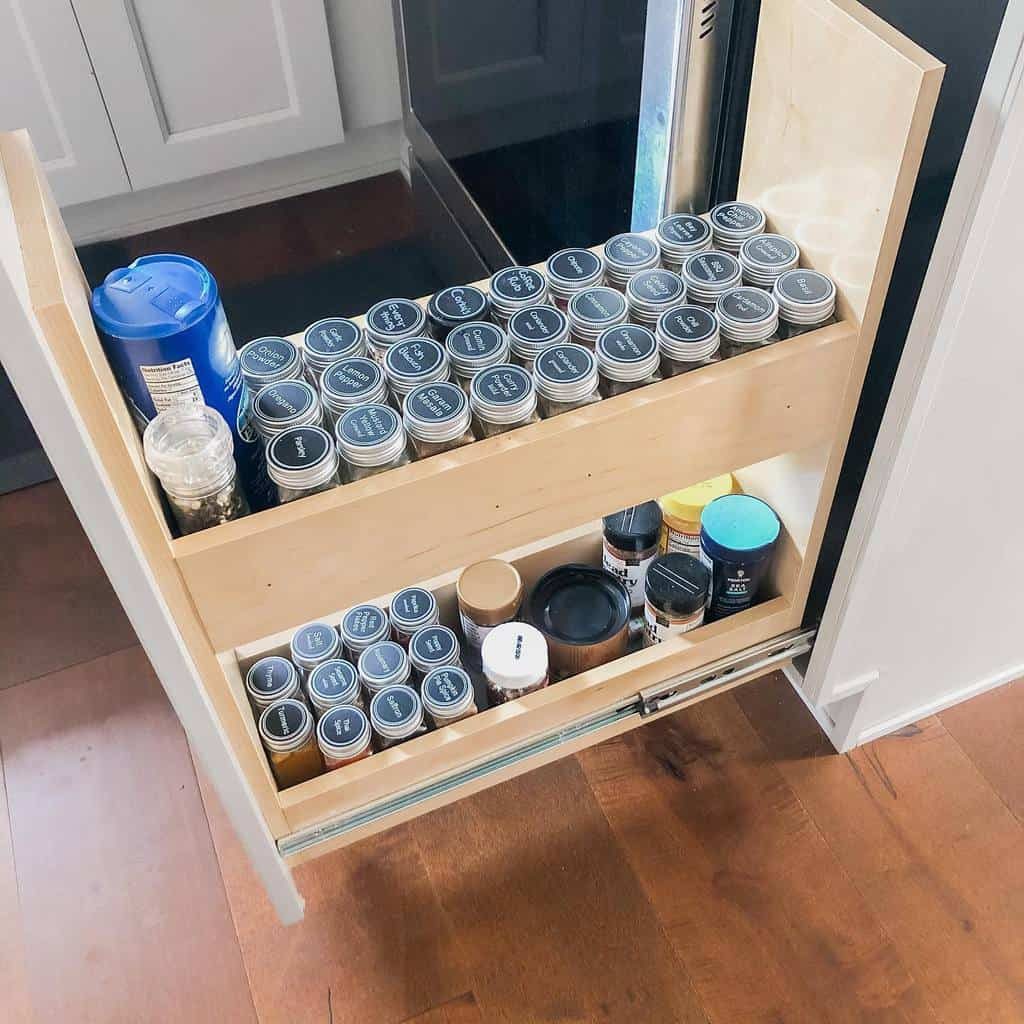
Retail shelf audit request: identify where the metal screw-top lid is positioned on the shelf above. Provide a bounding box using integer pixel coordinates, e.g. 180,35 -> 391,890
602,233 -> 661,285
772,269 -> 837,324
470,364 -> 537,425
290,620 -> 341,671
320,356 -> 388,414
302,318 -> 364,373
545,248 -> 605,298
655,305 -> 721,362
408,625 -> 461,674
645,553 -> 710,615
340,603 -> 390,653
506,305 -> 569,360
681,250 -> 743,304
532,343 -> 600,403
239,337 -> 302,389
364,298 -> 427,348
316,704 -> 371,760
427,284 -> 490,331
307,659 -> 361,713
384,338 -> 451,396
402,382 -> 473,443
567,287 -> 629,341
369,684 -> 424,741
389,586 -> 439,634
709,202 -> 767,252
445,322 -> 509,377
656,214 -> 713,262
335,404 -> 408,468
358,641 -> 411,694
266,425 -> 338,490
258,698 -> 314,755
595,324 -> 662,383
716,287 -> 781,344
626,268 -> 687,324
251,379 -> 322,439
488,267 -> 548,316
245,656 -> 300,709
421,666 -> 475,720
739,234 -> 800,286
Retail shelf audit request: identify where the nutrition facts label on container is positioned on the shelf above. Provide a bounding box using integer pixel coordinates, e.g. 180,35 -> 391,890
139,357 -> 204,412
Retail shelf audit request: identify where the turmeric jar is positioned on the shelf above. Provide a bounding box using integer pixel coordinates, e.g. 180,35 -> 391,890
258,698 -> 323,788
659,474 -> 736,558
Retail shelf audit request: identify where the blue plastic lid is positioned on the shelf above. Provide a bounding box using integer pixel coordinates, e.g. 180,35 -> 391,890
91,254 -> 219,341
700,494 -> 780,559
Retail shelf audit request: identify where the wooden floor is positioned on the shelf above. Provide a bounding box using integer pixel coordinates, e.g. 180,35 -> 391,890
2,478 -> 1023,1023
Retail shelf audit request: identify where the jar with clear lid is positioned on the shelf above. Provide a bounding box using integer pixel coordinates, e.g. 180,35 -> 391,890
258,699 -> 323,788
506,305 -> 570,370
602,232 -> 661,290
470,364 -> 540,437
335,403 -> 410,482
626,268 -> 686,330
544,248 -> 605,310
680,250 -> 743,309
245,655 -> 303,712
488,267 -> 548,328
656,305 -> 722,377
716,287 -> 781,358
480,621 -> 549,703
364,298 -> 428,363
421,666 -> 478,728
389,586 -> 439,647
408,624 -> 462,685
739,234 -> 800,290
238,336 -> 302,391
307,659 -> 363,717
250,379 -> 323,443
772,269 -> 838,338
567,287 -> 629,348
358,640 -> 412,697
383,337 -> 451,409
266,425 -> 340,502
595,324 -> 663,397
317,705 -> 373,769
290,620 -> 342,677
302,317 -> 365,382
142,404 -> 249,535
402,382 -> 476,459
656,214 -> 713,272
426,284 -> 491,338
319,356 -> 389,428
444,321 -> 510,392
708,201 -> 766,253
340,603 -> 390,660
370,684 -> 426,749
532,343 -> 603,417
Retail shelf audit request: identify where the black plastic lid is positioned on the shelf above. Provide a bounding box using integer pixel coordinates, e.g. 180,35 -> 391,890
427,285 -> 489,327
385,338 -> 445,378
602,502 -> 663,553
604,233 -> 658,266
508,305 -> 566,342
570,287 -> 627,323
308,659 -> 358,700
658,214 -> 711,247
644,553 -> 710,615
304,318 -> 361,356
684,251 -> 741,284
547,248 -> 602,282
253,381 -> 315,422
491,267 -> 545,302
267,426 -> 332,472
528,565 -> 630,646
410,625 -> 459,666
658,305 -> 718,344
446,322 -> 505,360
338,404 -> 399,447
534,344 -> 594,383
321,357 -> 382,398
719,288 -> 774,322
366,298 -> 423,336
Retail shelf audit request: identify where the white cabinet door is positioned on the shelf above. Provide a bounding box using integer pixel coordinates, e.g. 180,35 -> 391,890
72,0 -> 344,190
0,0 -> 129,206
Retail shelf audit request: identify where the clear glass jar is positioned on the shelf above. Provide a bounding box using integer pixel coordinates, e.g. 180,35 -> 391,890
319,356 -> 389,428
656,305 -> 722,377
384,337 -> 451,409
602,232 -> 661,290
426,284 -> 491,338
772,269 -> 838,338
302,317 -> 365,382
739,234 -> 800,290
506,305 -> 570,370
656,214 -> 713,273
626,268 -> 686,330
403,382 -> 476,458
335,403 -> 411,482
258,699 -> 323,788
370,684 -> 426,749
408,625 -> 463,685
250,379 -> 323,443
595,324 -> 663,397
470,364 -> 540,436
444,321 -> 510,392
143,404 -> 249,535
488,267 -> 548,328
532,343 -> 603,417
716,287 -> 781,359
245,655 -> 303,712
544,248 -> 605,309
480,621 -> 549,703
317,705 -> 373,769
421,666 -> 478,728
307,659 -> 364,717
364,298 -> 427,363
680,250 -> 743,309
708,201 -> 766,254
266,425 -> 341,502
290,620 -> 342,677
389,587 -> 440,647
358,640 -> 412,697
567,287 -> 629,348
340,603 -> 390,660
238,336 -> 302,392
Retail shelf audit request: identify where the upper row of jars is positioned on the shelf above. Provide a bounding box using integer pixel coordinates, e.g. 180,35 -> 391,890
239,203 -> 839,503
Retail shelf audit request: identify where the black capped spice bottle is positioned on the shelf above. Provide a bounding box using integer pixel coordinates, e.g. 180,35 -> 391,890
595,324 -> 663,397
403,382 -> 476,459
643,553 -> 710,646
602,502 -> 664,611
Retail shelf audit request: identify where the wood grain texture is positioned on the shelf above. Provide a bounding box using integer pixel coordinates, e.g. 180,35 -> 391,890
400,993 -> 483,1024
0,747 -> 33,1024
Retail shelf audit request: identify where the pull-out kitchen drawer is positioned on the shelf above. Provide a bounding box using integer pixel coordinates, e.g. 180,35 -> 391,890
0,0 -> 943,921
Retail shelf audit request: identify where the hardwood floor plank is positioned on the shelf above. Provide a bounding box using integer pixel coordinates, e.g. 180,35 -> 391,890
578,689 -> 933,1024
399,992 -> 483,1024
738,673 -> 1024,1023
0,648 -> 255,1024
0,750 -> 33,1024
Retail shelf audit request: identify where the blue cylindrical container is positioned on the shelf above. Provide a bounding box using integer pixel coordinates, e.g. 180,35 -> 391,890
90,254 -> 277,511
699,494 -> 780,620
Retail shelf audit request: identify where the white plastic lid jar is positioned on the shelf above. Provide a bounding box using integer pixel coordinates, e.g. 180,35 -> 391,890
364,298 -> 428,362
708,202 -> 767,253
481,621 -> 549,703
602,233 -> 661,289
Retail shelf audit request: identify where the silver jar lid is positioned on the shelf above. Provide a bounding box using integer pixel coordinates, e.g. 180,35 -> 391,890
335,403 -> 408,468
681,250 -> 743,304
370,684 -> 423,742
655,305 -> 721,362
567,287 -> 629,342
320,356 -> 388,415
739,234 -> 800,286
239,337 -> 302,389
532,343 -> 600,403
421,666 -> 475,720
358,640 -> 411,694
545,248 -> 605,299
364,298 -> 427,349
302,318 -> 364,374
266,425 -> 339,491
709,202 -> 767,252
716,287 -> 781,343
258,698 -> 314,755
603,233 -> 661,285
772,269 -> 837,324
389,586 -> 439,635
507,305 -> 569,360
316,704 -> 371,760
340,603 -> 390,654
290,620 -> 341,670
444,321 -> 509,377
384,337 -> 451,397
656,214 -> 713,263
307,659 -> 361,713
488,267 -> 548,316
595,324 -> 662,383
402,381 -> 473,443
251,379 -> 322,440
245,656 -> 300,709
626,268 -> 687,324
470,364 -> 537,425
408,624 -> 461,674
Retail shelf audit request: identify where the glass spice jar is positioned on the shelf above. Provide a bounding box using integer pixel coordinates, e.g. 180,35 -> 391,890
370,684 -> 426,749
258,698 -> 323,788
244,655 -> 303,712
445,321 -> 510,392
142,404 -> 249,535
544,248 -> 605,309
602,232 -> 661,290
595,324 -> 663,397
408,624 -> 463,685
426,284 -> 491,338
656,305 -> 722,376
290,620 -> 342,678
708,201 -> 767,253
421,666 -> 478,728
738,234 -> 800,290
680,250 -> 743,309
532,343 -> 603,417
643,552 -> 710,646
716,287 -> 781,358
307,659 -> 363,718
317,704 -> 373,769
358,640 -> 412,696
266,425 -> 341,503
656,213 -> 713,272
389,586 -> 440,647
319,356 -> 389,428
456,558 -> 524,659
626,268 -> 686,330
301,317 -> 365,382
772,269 -> 838,338
335,403 -> 410,482
340,603 -> 390,660
481,621 -> 549,704
250,379 -> 323,443
602,501 -> 664,611
488,266 -> 548,328
470,364 -> 540,437
238,336 -> 302,392
567,286 -> 629,348
384,337 -> 451,409
403,382 -> 476,459
659,474 -> 737,557
364,298 -> 428,363
506,305 -> 570,371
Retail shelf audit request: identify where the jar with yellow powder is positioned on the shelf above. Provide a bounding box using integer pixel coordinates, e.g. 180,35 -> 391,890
658,474 -> 736,558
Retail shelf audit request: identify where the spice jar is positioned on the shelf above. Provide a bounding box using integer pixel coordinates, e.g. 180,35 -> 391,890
643,553 -> 710,646
245,655 -> 303,712
335,403 -> 410,482
408,625 -> 462,684
709,201 -> 766,253
238,337 -> 302,391
470,364 -> 540,437
716,287 -> 781,358
421,666 -> 478,728
384,338 -> 451,409
602,232 -> 661,290
317,705 -> 373,769
319,356 -> 389,428
456,558 -> 524,657
358,640 -> 412,696
507,305 -> 570,370
659,474 -> 736,557
656,305 -> 721,376
340,603 -> 390,659
389,586 -> 439,647
567,287 -> 629,348
772,269 -> 838,338
364,298 -> 428,363
266,425 -> 340,503
545,248 -> 605,309
307,659 -> 363,718
142,404 -> 249,535
595,324 -> 662,397
258,699 -> 323,788
250,380 -> 323,443
480,621 -> 549,703
700,493 -> 780,620
602,501 -> 663,610
532,343 -> 602,417
427,284 -> 491,338
302,317 -> 364,382
370,684 -> 426,749
290,620 -> 342,677
680,250 -> 743,309
444,321 -> 510,392
656,213 -> 713,272
626,268 -> 686,330
488,267 -> 548,328
403,382 -> 476,459
739,234 -> 800,289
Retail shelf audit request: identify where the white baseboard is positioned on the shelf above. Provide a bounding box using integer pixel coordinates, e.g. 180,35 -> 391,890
63,121 -> 404,245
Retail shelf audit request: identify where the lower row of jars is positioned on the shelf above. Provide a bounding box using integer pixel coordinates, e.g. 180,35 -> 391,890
246,474 -> 782,790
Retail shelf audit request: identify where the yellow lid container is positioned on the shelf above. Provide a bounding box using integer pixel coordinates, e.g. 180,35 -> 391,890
658,474 -> 737,555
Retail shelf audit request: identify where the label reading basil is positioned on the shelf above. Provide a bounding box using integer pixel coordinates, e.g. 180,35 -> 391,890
659,306 -> 717,343
605,233 -> 658,266
241,338 -> 294,376
474,366 -> 532,404
340,404 -> 398,446
305,319 -> 360,356
248,656 -> 293,696
658,214 -> 711,247
629,269 -> 684,303
367,299 -> 422,336
572,288 -> 627,323
447,322 -> 504,359
411,626 -> 457,665
424,668 -> 470,707
431,285 -> 487,321
254,381 -> 313,421
777,270 -> 834,304
509,306 -> 565,341
386,339 -> 444,377
323,357 -> 381,398
599,325 -> 657,362
491,267 -> 545,302
685,252 -> 740,284
342,604 -> 386,641
269,426 -> 331,470
362,642 -> 404,680
264,700 -> 305,740
548,248 -> 602,282
711,203 -> 763,232
374,686 -> 417,724
310,660 -> 357,699
719,289 -> 774,322
743,235 -> 798,266
535,345 -> 593,382
406,382 -> 465,422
